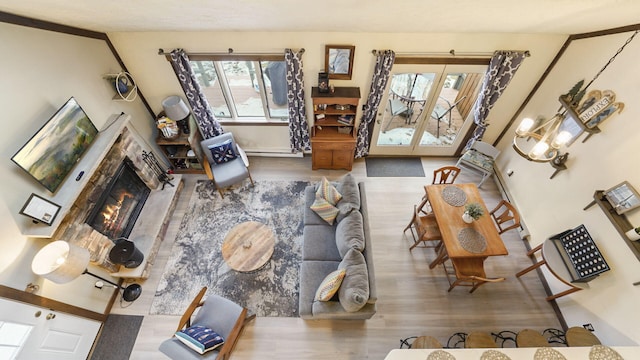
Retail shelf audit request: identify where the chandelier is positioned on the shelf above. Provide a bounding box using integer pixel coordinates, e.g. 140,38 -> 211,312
513,30 -> 639,163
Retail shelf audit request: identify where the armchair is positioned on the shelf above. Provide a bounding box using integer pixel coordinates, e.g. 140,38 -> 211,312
456,141 -> 500,187
159,287 -> 255,360
200,133 -> 254,198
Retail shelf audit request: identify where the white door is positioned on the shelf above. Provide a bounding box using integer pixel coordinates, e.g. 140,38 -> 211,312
0,298 -> 101,360
369,64 -> 487,156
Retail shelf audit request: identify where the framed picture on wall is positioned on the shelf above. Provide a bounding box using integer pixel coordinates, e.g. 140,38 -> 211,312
325,45 -> 355,80
604,181 -> 640,215
19,193 -> 61,225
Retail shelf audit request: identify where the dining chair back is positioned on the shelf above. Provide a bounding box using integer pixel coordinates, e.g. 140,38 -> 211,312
403,205 -> 443,251
490,200 -> 521,235
443,256 -> 505,293
465,332 -> 498,348
565,327 -> 601,347
432,166 -> 461,184
516,329 -> 550,348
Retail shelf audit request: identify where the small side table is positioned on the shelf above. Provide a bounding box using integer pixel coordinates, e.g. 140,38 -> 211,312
222,221 -> 275,272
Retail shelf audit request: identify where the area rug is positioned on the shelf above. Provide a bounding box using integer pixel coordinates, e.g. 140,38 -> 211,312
90,314 -> 143,360
365,157 -> 425,177
150,180 -> 310,317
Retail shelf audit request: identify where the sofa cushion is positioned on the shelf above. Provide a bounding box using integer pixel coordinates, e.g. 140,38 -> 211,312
335,210 -> 365,258
314,268 -> 346,301
336,173 -> 360,223
310,195 -> 339,225
337,248 -> 369,312
302,224 -> 341,261
299,260 -> 341,318
316,177 -> 342,205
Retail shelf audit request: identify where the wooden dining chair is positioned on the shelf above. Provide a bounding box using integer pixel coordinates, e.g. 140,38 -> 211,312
490,200 -> 521,235
465,332 -> 498,348
403,205 -> 442,251
443,257 -> 505,293
432,166 -> 461,184
565,326 -> 602,347
516,329 -> 551,348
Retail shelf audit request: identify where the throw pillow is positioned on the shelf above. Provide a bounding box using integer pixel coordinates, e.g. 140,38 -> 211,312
208,139 -> 237,164
335,210 -> 365,258
310,195 -> 340,225
337,248 -> 369,312
314,268 -> 347,301
174,325 -> 225,354
316,177 -> 342,206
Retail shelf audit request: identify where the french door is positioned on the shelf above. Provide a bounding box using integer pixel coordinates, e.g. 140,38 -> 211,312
369,64 -> 487,156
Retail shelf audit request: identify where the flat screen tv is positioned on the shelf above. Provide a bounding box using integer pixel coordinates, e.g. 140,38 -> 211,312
12,97 -> 99,193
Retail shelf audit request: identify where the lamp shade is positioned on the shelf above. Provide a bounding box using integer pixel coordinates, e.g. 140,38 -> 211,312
31,241 -> 90,284
162,96 -> 190,121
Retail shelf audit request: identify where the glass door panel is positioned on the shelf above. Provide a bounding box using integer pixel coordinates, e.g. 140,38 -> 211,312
369,64 -> 444,155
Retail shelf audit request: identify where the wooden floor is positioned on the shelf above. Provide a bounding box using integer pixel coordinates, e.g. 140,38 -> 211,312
111,156 -> 562,359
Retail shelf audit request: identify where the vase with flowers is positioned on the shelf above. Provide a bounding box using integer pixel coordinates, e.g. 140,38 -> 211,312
463,202 -> 484,223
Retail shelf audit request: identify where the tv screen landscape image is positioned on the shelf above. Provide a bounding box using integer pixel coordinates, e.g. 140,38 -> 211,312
12,97 -> 98,193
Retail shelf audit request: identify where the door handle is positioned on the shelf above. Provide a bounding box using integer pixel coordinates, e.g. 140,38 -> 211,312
46,313 -> 56,320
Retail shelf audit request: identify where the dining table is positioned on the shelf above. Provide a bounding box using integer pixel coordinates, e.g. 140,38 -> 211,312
424,183 -> 508,270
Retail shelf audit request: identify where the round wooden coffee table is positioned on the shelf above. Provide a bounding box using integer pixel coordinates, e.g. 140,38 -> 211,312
222,221 -> 275,272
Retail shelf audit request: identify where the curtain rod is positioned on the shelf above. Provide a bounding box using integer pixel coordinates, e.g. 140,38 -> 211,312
158,48 -> 305,56
371,49 -> 531,57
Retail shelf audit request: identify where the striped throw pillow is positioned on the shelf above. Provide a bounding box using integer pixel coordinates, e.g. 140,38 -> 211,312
310,195 -> 340,225
314,268 -> 347,301
316,177 -> 342,205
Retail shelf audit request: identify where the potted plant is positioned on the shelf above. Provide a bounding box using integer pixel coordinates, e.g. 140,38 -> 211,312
625,227 -> 640,241
463,202 -> 484,223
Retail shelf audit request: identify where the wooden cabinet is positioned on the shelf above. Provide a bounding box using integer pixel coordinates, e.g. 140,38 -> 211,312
156,119 -> 205,174
311,86 -> 360,170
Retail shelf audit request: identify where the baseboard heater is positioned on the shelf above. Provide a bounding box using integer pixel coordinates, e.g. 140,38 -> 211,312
243,148 -> 304,158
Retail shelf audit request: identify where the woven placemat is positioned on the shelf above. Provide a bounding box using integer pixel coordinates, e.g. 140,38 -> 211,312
427,350 -> 456,360
442,186 -> 467,207
458,227 -> 487,253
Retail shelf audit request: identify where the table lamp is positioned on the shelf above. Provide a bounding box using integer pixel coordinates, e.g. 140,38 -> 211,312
162,95 -> 191,134
31,240 -> 142,302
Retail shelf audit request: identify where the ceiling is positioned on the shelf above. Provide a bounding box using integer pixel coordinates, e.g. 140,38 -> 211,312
1,0 -> 639,34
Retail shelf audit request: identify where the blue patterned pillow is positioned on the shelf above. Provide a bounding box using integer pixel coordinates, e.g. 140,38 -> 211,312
174,325 -> 224,354
208,139 -> 237,164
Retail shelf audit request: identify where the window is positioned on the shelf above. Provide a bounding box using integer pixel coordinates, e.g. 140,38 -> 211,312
190,56 -> 288,122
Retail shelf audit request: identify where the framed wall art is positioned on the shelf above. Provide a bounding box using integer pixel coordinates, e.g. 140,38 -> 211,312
325,45 -> 355,80
19,193 -> 61,225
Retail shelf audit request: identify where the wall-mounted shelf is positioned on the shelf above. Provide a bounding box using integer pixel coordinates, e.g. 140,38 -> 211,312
584,190 -> 640,262
102,72 -> 138,102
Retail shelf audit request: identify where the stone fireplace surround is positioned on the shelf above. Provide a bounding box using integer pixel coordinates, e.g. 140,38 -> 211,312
47,116 -> 182,278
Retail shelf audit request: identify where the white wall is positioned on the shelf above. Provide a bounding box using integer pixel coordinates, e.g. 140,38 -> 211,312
496,31 -> 640,345
0,21 -> 153,313
108,31 -> 566,150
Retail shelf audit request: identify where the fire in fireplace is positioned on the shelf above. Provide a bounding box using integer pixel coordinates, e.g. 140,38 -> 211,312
86,158 -> 151,240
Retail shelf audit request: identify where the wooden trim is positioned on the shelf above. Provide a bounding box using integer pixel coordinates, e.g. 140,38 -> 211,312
0,10 -> 106,39
394,57 -> 491,65
0,284 -> 109,322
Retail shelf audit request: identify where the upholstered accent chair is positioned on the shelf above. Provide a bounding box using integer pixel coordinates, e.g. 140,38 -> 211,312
200,132 -> 254,198
456,141 -> 500,187
159,287 -> 255,360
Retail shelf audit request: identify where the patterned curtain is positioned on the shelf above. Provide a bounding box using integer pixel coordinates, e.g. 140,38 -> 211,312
285,49 -> 310,153
355,50 -> 396,158
168,49 -> 224,139
465,50 -> 527,148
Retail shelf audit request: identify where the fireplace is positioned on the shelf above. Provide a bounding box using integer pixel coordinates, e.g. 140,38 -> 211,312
86,158 -> 151,240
